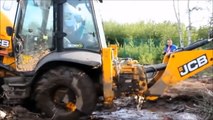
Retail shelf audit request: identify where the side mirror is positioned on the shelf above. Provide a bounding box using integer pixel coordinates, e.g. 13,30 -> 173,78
6,26 -> 13,36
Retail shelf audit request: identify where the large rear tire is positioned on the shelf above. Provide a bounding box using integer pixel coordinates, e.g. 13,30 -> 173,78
35,66 -> 96,120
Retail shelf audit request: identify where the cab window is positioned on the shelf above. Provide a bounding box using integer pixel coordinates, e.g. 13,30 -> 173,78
63,0 -> 99,50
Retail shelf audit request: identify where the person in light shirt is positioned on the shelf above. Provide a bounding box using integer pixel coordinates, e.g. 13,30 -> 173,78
63,0 -> 99,49
163,38 -> 177,55
63,2 -> 86,48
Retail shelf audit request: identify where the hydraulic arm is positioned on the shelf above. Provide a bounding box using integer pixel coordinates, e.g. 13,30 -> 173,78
102,38 -> 213,106
148,39 -> 213,96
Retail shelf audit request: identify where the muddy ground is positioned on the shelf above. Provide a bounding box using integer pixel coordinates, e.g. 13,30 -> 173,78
0,72 -> 212,120
91,76 -> 213,120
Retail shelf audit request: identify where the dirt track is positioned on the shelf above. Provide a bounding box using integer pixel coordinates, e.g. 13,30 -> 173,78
91,76 -> 213,120
0,75 -> 212,120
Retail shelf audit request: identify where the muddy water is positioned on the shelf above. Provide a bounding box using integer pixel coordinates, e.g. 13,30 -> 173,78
1,78 -> 212,120
91,96 -> 199,120
0,96 -> 199,120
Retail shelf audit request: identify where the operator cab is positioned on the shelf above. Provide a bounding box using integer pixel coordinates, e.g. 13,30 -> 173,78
9,0 -> 106,71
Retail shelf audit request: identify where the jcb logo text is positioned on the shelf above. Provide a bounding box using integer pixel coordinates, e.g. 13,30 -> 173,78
178,54 -> 208,77
0,40 -> 10,48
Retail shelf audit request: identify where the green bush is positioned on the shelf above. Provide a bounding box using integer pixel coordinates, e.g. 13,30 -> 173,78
118,39 -> 164,64
103,20 -> 210,64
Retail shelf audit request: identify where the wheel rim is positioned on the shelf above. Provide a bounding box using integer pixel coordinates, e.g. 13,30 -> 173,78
52,87 -> 77,112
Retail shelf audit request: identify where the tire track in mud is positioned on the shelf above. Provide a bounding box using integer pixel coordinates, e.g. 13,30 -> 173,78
0,78 -> 212,120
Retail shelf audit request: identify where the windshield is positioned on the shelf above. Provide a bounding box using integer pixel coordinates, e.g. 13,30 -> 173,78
18,0 -> 53,53
15,0 -> 53,71
63,0 -> 100,50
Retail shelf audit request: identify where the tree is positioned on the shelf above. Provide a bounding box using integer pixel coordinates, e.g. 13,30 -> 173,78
173,0 -> 184,47
187,0 -> 202,45
209,0 -> 213,38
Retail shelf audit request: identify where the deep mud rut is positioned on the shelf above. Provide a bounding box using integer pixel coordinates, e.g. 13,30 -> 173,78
91,76 -> 212,120
0,76 -> 212,120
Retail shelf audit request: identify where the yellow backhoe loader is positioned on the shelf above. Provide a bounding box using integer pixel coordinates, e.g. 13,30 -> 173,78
0,0 -> 212,119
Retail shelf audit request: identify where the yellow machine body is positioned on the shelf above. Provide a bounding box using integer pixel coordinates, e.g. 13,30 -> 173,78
0,12 -> 15,75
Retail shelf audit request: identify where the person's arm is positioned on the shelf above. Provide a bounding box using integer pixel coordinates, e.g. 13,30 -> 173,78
162,46 -> 167,55
171,45 -> 177,52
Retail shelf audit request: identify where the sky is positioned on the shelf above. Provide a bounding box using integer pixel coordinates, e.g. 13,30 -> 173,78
0,0 -> 17,21
100,0 -> 213,28
0,0 -> 212,28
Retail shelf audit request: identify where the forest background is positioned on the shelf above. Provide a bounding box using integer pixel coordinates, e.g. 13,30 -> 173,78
103,20 -> 211,64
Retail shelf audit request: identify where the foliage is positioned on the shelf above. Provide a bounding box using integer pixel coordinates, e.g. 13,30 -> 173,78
197,26 -> 209,39
118,38 -> 164,64
103,20 -> 210,64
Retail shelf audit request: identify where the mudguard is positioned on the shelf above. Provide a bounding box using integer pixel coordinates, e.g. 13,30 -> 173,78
35,50 -> 102,71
